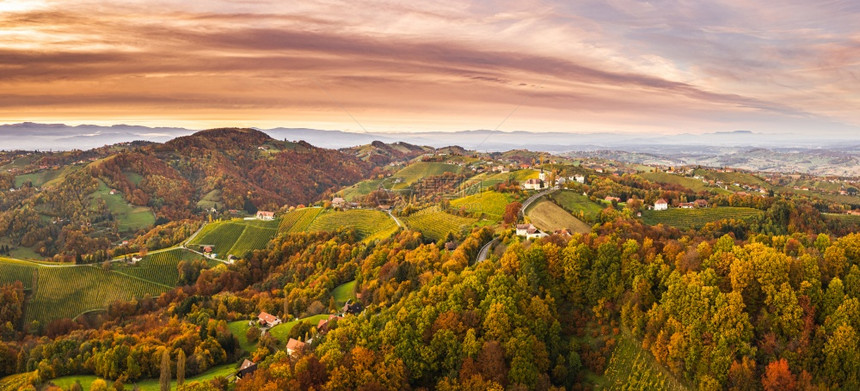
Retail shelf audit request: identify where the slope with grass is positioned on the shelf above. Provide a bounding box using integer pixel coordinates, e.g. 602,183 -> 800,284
402,206 -> 478,241
391,162 -> 463,189
90,180 -> 155,232
526,199 -> 591,234
332,280 -> 357,306
47,362 -> 238,391
449,191 -> 511,219
26,266 -> 169,325
306,209 -> 398,242
641,207 -> 763,229
549,190 -> 606,222
228,320 -> 257,353
269,314 -> 332,343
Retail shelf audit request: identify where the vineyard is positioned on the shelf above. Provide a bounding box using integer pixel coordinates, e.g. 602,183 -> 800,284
640,172 -> 715,193
466,169 -> 537,189
391,162 -> 463,189
188,219 -> 279,257
526,200 -> 591,234
279,207 -> 323,233
641,207 -> 763,229
0,257 -> 38,289
307,209 -> 398,242
114,248 -> 215,286
26,266 -> 168,325
402,206 -> 477,241
449,191 -> 511,219
549,191 -> 605,223
601,333 -> 687,391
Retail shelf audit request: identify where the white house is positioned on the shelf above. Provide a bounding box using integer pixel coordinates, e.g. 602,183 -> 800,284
654,199 -> 668,211
516,223 -> 548,239
574,175 -> 585,184
256,211 -> 275,220
522,178 -> 545,190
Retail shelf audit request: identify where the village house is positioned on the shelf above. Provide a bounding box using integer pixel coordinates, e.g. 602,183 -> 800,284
331,197 -> 346,209
236,359 -> 257,379
256,211 -> 275,220
317,314 -> 343,335
654,199 -> 669,211
444,241 -> 458,251
257,311 -> 282,327
130,255 -> 143,264
605,196 -> 621,203
679,202 -> 695,209
342,300 -> 364,315
574,175 -> 585,184
515,223 -> 547,239
522,178 -> 545,190
694,199 -> 709,208
286,338 -> 306,355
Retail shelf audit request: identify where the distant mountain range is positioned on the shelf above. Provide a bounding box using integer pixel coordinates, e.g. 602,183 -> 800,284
3,122 -> 857,152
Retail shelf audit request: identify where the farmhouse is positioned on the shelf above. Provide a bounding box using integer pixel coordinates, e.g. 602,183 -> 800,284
605,196 -> 621,203
694,199 -> 709,208
515,223 -> 547,239
444,241 -> 458,251
331,197 -> 346,209
574,175 -> 585,184
258,311 -> 281,327
679,202 -> 695,209
654,199 -> 668,211
317,314 -> 343,335
236,359 -> 257,379
342,300 -> 364,315
286,338 -> 306,355
256,211 -> 275,220
130,255 -> 143,264
522,178 -> 545,190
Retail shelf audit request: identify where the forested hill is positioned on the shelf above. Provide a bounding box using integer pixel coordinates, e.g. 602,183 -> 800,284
0,128 -> 376,260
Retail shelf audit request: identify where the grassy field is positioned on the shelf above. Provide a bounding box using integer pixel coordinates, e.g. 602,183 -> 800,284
307,209 -> 398,242
91,181 -> 155,232
339,178 -> 387,201
26,266 -> 169,325
641,207 -> 762,229
549,190 -> 606,222
0,257 -> 38,289
112,249 -> 215,286
402,206 -> 477,241
449,191 -> 511,219
13,166 -> 78,188
526,200 -> 591,234
332,280 -> 357,306
196,189 -> 222,210
693,169 -> 769,188
278,207 -> 323,233
391,162 -> 463,189
466,169 -> 538,189
47,362 -> 238,391
228,320 -> 257,353
269,314 -> 331,343
641,172 -> 714,193
188,219 -> 279,257
598,332 -> 687,391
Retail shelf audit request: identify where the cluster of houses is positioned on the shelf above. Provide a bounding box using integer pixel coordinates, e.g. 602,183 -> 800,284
237,300 -> 366,380
652,198 -> 708,211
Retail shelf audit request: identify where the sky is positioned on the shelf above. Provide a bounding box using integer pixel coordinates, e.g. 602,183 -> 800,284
1,0 -> 859,136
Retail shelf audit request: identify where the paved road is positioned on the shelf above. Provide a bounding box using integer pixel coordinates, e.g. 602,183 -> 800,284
476,238 -> 499,263
519,188 -> 558,216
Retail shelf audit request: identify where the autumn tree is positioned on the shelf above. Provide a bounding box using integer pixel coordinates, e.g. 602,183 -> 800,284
177,349 -> 186,386
762,359 -> 796,391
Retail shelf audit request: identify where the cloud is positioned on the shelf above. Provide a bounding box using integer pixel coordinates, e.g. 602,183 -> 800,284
0,0 -> 858,136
